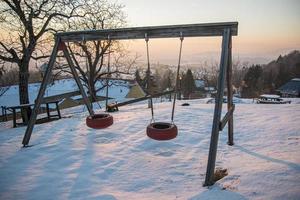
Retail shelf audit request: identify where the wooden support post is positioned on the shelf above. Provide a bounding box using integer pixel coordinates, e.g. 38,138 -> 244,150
204,28 -> 231,186
55,102 -> 61,119
62,46 -> 94,116
46,103 -> 50,119
22,37 -> 60,146
219,104 -> 235,131
12,108 -> 16,128
227,36 -> 234,145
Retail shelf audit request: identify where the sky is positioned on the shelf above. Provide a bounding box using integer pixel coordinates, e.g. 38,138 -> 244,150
118,0 -> 300,65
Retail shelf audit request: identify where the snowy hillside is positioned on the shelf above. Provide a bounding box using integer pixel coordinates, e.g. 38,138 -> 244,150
0,99 -> 299,199
0,78 -> 130,108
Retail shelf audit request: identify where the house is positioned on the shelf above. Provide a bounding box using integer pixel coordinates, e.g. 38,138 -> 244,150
277,78 -> 300,97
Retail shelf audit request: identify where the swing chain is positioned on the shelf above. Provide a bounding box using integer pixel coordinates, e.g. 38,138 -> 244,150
171,32 -> 184,123
145,33 -> 155,122
81,35 -> 102,110
105,35 -> 111,111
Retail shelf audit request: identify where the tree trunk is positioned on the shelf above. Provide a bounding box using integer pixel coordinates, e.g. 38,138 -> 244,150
19,62 -> 31,123
89,81 -> 97,103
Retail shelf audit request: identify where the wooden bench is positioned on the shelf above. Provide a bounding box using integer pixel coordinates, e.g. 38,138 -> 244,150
6,101 -> 61,128
5,90 -> 82,127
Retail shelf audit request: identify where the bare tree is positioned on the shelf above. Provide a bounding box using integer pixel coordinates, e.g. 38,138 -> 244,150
232,59 -> 249,88
56,0 -> 134,101
0,0 -> 83,121
0,61 -> 9,96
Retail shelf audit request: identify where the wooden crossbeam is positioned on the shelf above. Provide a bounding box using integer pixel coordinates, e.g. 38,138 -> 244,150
109,90 -> 175,108
219,104 -> 235,131
40,90 -> 81,104
57,22 -> 238,42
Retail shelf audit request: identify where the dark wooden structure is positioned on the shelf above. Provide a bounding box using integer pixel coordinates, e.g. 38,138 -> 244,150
22,22 -> 238,186
7,102 -> 61,128
4,90 -> 82,127
107,90 -> 175,111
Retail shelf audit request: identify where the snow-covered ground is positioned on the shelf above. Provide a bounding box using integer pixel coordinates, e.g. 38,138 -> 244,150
0,99 -> 299,199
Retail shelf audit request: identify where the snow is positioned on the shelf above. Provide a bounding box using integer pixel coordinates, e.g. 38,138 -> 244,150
259,94 -> 281,99
292,78 -> 300,81
0,78 -> 130,108
0,99 -> 300,199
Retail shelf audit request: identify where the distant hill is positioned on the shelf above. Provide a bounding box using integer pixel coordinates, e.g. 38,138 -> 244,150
263,50 -> 300,88
241,50 -> 300,97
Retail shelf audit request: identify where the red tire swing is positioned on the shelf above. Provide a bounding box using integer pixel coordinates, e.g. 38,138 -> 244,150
86,114 -> 113,129
86,36 -> 113,129
145,33 -> 184,140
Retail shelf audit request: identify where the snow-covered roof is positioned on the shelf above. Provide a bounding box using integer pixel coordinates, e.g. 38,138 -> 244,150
259,94 -> 280,99
204,87 -> 215,91
0,78 -> 130,108
194,79 -> 205,88
278,78 -> 300,95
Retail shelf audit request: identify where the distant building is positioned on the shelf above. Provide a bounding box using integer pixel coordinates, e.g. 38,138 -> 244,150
277,78 -> 300,97
194,79 -> 205,89
125,82 -> 146,98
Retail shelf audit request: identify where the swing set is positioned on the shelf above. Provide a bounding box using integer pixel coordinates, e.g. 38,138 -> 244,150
22,22 -> 238,186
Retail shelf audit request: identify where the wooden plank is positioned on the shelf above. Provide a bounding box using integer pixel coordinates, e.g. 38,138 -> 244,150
226,36 -> 234,145
110,90 -> 174,108
204,28 -> 231,186
22,37 -> 60,146
8,104 -> 34,109
219,104 -> 235,131
57,22 -> 238,42
40,90 -> 81,103
62,45 -> 94,116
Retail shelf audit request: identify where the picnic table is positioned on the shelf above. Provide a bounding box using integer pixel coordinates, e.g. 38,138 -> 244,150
1,90 -> 82,128
6,101 -> 61,128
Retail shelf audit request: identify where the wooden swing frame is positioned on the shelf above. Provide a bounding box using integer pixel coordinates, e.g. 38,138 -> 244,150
22,21 -> 238,186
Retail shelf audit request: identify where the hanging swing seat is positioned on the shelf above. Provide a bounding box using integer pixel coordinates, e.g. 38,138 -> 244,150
86,114 -> 113,129
144,32 -> 183,141
147,122 -> 178,140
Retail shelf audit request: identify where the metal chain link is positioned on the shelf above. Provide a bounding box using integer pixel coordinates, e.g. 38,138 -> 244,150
145,33 -> 154,122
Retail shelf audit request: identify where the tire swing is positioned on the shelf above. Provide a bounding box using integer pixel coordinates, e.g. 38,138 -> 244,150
86,36 -> 113,129
145,33 -> 184,140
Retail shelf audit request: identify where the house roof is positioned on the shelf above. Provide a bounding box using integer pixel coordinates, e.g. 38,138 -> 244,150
194,79 -> 205,88
277,78 -> 300,95
260,94 -> 280,99
125,83 -> 146,98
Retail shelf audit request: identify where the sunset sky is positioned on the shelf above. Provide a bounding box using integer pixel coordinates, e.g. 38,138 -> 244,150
119,0 -> 300,65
